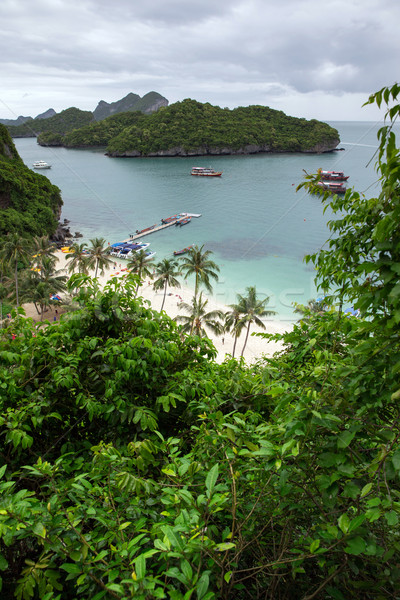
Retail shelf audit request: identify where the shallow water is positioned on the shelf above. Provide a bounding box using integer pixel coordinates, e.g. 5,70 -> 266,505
15,120 -> 391,320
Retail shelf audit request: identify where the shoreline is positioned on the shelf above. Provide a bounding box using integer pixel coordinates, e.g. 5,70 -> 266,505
23,251 -> 293,363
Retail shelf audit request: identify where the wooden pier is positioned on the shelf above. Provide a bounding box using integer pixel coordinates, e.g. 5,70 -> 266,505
121,213 -> 201,243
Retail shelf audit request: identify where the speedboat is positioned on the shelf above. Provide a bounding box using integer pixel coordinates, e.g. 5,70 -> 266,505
191,166 -> 222,177
110,241 -> 150,258
33,160 -> 51,169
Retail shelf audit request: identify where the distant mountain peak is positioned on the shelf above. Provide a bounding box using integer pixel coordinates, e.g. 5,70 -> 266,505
92,92 -> 168,121
35,108 -> 56,120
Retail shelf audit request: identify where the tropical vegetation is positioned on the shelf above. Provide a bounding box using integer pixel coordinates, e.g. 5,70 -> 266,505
0,125 -> 62,241
152,258 -> 181,311
1,83 -> 400,600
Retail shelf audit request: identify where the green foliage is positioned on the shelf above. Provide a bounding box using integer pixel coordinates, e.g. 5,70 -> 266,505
0,125 -> 62,241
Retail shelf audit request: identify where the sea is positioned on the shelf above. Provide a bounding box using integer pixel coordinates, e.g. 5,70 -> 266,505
14,121 -> 392,323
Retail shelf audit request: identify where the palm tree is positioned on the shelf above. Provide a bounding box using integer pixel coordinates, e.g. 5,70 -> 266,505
224,303 -> 246,358
178,244 -> 220,299
294,297 -> 329,319
175,292 -> 224,337
127,250 -> 156,296
152,258 -> 181,311
65,242 -> 90,274
21,257 -> 67,319
234,286 -> 276,357
87,237 -> 113,278
31,235 -> 57,267
0,233 -> 32,306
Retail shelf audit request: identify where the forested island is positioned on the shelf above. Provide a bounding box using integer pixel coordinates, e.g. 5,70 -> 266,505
36,99 -> 340,156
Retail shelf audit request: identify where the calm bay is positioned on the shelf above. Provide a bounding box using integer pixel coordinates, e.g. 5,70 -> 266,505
14,120 -> 388,321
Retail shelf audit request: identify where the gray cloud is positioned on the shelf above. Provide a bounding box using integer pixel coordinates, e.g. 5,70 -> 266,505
0,0 -> 398,121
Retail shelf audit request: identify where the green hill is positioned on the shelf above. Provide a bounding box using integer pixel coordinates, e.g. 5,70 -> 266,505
7,107 -> 94,139
105,99 -> 340,156
0,124 -> 62,239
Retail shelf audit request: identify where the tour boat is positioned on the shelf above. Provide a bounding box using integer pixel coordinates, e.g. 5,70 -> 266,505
318,169 -> 349,181
191,166 -> 222,177
316,181 -> 347,194
33,160 -> 51,169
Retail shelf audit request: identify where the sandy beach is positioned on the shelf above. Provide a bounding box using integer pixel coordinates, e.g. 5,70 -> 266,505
23,251 -> 293,363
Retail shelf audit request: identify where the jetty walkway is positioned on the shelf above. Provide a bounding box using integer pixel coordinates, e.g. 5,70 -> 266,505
121,213 -> 201,243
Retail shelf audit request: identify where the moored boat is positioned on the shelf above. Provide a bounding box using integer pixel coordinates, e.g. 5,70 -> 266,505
135,224 -> 156,235
161,215 -> 179,224
316,181 -> 347,194
318,169 -> 349,181
191,166 -> 222,177
110,241 -> 150,258
176,217 -> 191,226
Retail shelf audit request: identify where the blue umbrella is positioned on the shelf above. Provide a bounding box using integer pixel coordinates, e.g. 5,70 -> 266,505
344,306 -> 359,316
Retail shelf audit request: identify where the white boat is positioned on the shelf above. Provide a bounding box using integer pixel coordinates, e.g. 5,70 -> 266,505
191,166 -> 222,177
33,160 -> 51,169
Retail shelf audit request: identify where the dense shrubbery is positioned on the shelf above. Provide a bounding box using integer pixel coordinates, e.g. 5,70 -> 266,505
62,112 -> 146,148
1,84 -> 400,599
0,125 -> 62,240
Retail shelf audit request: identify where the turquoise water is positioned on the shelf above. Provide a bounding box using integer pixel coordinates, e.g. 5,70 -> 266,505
14,121 -> 389,321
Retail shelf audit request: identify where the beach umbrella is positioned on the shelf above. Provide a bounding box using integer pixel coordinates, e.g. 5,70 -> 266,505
344,306 -> 359,316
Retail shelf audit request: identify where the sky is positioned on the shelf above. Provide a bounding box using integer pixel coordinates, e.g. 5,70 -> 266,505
1,0 -> 399,123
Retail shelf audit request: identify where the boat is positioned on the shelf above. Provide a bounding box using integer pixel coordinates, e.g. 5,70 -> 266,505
161,215 -> 179,224
135,224 -> 156,235
33,160 -> 51,169
191,166 -> 222,177
176,217 -> 191,226
174,245 -> 193,256
316,181 -> 347,194
110,241 -> 150,258
318,169 -> 349,181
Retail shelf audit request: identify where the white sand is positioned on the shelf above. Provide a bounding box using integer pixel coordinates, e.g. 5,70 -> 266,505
23,251 -> 294,364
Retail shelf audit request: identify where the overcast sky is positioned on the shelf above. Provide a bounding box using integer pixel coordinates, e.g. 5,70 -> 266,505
1,0 -> 398,122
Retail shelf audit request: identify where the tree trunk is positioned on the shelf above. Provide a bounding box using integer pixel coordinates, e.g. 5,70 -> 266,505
241,322 -> 251,357
232,334 -> 238,358
161,279 -> 167,311
15,260 -> 19,307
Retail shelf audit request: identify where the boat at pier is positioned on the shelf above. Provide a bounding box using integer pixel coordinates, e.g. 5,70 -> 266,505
318,169 -> 349,181
135,224 -> 157,235
176,217 -> 191,226
161,215 -> 179,224
191,166 -> 222,177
